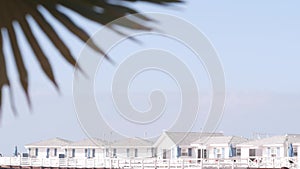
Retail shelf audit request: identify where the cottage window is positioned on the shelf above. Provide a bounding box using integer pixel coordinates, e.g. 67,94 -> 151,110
268,147 -> 279,157
249,149 -> 256,156
214,148 -> 225,158
203,149 -> 207,158
134,148 -> 138,157
92,149 -> 95,157
113,148 -> 117,157
54,148 -> 57,156
127,149 -> 130,157
72,149 -> 75,157
198,149 -> 207,158
267,147 -> 271,157
151,148 -> 156,157
222,148 -> 225,158
236,148 -> 241,157
85,149 -> 88,157
163,149 -> 167,159
271,148 -> 276,157
35,148 -> 38,156
213,148 -> 217,158
105,148 -> 109,157
294,147 -> 298,156
276,147 -> 280,157
181,148 -> 192,157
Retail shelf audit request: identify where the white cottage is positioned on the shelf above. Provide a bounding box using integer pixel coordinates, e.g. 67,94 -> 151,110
66,138 -> 106,158
291,142 -> 300,162
191,136 -> 248,159
109,137 -> 154,158
25,137 -> 72,158
153,132 -> 223,159
237,134 -> 300,159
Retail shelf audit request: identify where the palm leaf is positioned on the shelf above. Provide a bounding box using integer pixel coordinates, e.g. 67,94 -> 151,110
7,23 -> 31,107
0,0 -> 183,113
0,30 -> 9,111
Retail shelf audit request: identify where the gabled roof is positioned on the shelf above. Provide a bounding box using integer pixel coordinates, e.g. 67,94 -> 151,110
67,138 -> 106,148
192,136 -> 248,146
111,137 -> 153,147
155,131 -> 224,147
237,134 -> 300,147
25,137 -> 72,147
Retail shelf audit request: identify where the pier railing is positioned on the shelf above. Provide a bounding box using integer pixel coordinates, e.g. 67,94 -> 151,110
0,156 -> 298,168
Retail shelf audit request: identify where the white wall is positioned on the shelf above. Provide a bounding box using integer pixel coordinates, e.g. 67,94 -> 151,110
110,147 -> 153,158
156,136 -> 175,159
66,148 -> 105,158
27,147 -> 65,158
240,147 -> 249,159
298,147 -> 300,162
155,135 -> 197,159
35,147 -> 47,158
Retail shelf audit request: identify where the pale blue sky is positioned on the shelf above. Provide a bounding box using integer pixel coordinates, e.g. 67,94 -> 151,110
1,1 -> 300,155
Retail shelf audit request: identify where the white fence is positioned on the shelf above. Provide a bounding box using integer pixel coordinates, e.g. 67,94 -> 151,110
0,157 -> 298,168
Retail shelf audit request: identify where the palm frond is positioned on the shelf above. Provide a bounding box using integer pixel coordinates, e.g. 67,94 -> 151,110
0,31 -> 9,112
7,23 -> 31,107
0,0 -> 183,113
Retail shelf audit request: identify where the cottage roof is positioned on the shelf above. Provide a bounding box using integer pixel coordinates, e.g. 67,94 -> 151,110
25,137 -> 72,147
192,136 -> 248,146
237,134 -> 300,147
68,138 -> 106,148
111,137 -> 153,147
164,132 -> 224,146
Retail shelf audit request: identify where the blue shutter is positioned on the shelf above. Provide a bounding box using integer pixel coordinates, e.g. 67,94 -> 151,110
87,149 -> 91,158
177,146 -> 181,157
72,149 -> 75,157
92,149 -> 95,157
46,148 -> 50,158
113,148 -> 117,157
188,148 -> 192,157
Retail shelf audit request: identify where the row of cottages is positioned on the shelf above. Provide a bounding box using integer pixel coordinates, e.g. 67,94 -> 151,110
26,132 -> 300,160
236,134 -> 300,159
25,137 -> 154,159
154,132 -> 247,159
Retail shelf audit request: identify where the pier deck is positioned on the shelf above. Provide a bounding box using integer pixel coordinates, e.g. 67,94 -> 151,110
0,157 -> 296,169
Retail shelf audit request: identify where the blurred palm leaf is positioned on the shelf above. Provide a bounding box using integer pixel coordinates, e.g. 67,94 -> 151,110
0,0 -> 182,113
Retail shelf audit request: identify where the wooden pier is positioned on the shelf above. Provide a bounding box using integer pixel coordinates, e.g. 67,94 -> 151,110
0,157 -> 297,169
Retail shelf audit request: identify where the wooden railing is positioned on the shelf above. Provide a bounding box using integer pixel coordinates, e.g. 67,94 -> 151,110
0,156 -> 298,168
